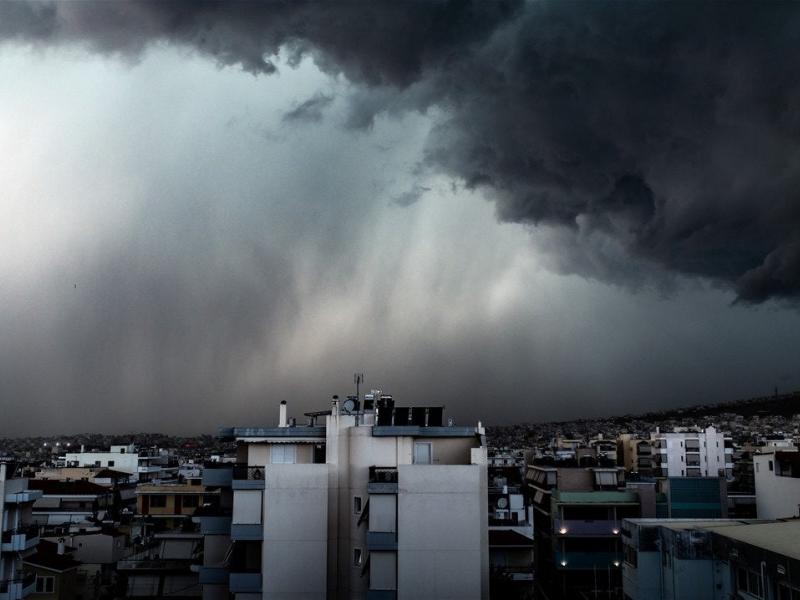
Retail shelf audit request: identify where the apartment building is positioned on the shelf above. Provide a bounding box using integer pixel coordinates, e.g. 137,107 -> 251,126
621,518 -> 800,600
26,481 -> 113,528
195,395 -> 489,600
617,435 -> 655,478
526,464 -> 637,599
753,449 -> 800,519
526,459 -> 729,599
136,481 -> 211,532
62,445 -> 178,483
487,466 -> 533,599
1,461 -> 42,600
650,426 -> 733,479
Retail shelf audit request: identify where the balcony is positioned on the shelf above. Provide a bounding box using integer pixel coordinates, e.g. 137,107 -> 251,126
554,519 -> 620,537
368,467 -> 398,494
0,573 -> 36,600
229,572 -> 262,593
367,592 -> 397,600
367,531 -> 398,550
3,490 -> 42,505
1,525 -> 40,553
195,566 -> 228,585
231,465 -> 265,490
201,464 -> 233,487
230,524 -> 263,541
554,551 -> 620,570
192,506 -> 232,535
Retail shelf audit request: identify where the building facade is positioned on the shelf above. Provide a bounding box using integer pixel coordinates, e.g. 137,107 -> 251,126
1,461 -> 42,600
753,449 -> 800,519
195,396 -> 489,600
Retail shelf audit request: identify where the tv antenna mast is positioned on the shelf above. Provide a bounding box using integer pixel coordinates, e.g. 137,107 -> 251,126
354,373 -> 365,400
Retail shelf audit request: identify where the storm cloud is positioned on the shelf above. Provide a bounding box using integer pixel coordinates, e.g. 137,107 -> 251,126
3,0 -> 800,301
2,1 -> 800,435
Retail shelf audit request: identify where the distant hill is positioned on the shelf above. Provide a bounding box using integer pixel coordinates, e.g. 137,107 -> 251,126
619,390 -> 800,423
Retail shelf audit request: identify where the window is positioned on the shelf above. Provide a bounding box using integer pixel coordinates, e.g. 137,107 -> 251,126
353,496 -> 362,514
413,442 -> 432,464
183,495 -> 199,508
769,460 -> 774,472
94,461 -> 101,467
149,495 -> 167,508
353,547 -> 363,567
108,460 -> 115,467
35,576 -> 55,594
271,444 -> 297,464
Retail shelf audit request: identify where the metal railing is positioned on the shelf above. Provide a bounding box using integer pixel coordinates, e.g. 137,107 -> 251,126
231,465 -> 265,480
369,467 -> 398,484
0,573 -> 35,593
1,524 -> 39,543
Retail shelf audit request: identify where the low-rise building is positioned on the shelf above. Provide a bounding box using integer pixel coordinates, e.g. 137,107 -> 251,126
753,449 -> 800,519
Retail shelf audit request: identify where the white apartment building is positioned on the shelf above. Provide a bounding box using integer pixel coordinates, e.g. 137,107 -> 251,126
650,426 -> 733,479
753,448 -> 800,519
197,396 -> 489,600
1,461 -> 42,600
62,444 -> 178,482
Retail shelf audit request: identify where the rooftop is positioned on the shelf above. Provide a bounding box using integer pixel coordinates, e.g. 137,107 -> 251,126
706,519 -> 800,560
28,479 -> 110,495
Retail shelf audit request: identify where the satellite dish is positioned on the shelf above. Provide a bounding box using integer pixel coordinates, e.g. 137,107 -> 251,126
497,497 -> 508,509
342,398 -> 356,413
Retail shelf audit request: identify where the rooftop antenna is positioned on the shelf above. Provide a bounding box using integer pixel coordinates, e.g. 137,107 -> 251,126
354,373 -> 365,401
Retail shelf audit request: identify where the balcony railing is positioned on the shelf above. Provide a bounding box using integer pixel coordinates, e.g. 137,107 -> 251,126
368,467 -> 398,494
554,519 -> 620,537
1,525 -> 39,553
231,465 -> 265,490
0,573 -> 35,598
555,551 -> 621,570
1,524 -> 39,544
229,572 -> 262,594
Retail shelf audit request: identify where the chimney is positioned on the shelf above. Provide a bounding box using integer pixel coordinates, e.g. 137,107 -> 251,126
57,539 -> 66,555
279,401 -> 288,428
80,445 -> 85,453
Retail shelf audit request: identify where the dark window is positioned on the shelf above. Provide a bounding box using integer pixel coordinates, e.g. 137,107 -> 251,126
182,495 -> 199,508
149,495 -> 167,508
35,576 -> 55,594
769,460 -> 774,472
353,496 -> 362,514
108,461 -> 115,467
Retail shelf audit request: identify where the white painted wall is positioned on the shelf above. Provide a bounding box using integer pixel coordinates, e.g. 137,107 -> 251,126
232,490 -> 262,524
397,464 -> 488,600
63,451 -> 140,478
262,464 -> 329,600
754,453 -> 800,518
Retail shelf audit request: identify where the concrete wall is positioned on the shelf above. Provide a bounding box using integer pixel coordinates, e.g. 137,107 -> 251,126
262,464 -> 329,600
754,453 -> 800,518
63,451 -> 139,477
397,464 -> 488,600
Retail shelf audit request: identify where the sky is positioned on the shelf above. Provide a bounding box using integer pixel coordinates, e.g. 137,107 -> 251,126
1,1 -> 800,436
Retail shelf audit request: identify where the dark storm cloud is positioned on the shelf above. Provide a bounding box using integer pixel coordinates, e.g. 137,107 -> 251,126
391,185 -> 431,208
3,0 -> 800,302
283,92 -> 333,123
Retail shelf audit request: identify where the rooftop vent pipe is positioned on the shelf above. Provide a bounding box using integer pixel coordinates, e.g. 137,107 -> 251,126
279,401 -> 288,428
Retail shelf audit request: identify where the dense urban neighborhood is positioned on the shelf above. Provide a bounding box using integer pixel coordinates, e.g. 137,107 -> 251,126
2,390 -> 800,599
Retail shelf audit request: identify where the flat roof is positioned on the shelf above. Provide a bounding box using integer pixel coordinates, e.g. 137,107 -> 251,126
706,520 -> 800,560
625,518 -> 767,531
217,426 -> 326,439
371,425 -> 478,438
